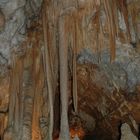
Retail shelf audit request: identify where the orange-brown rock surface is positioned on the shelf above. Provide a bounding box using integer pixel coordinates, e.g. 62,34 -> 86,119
0,76 -> 9,139
0,0 -> 140,140
75,64 -> 140,139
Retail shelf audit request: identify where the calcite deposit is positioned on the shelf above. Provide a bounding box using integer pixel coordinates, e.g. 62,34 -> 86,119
0,0 -> 139,140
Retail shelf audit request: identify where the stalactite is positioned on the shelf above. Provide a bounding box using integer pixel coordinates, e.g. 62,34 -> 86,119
103,0 -> 116,62
117,0 -> 131,41
14,59 -> 24,140
44,3 -> 59,100
6,54 -> 24,140
42,7 -> 54,140
72,18 -> 78,113
31,44 -> 42,140
98,20 -> 104,63
112,0 -> 119,37
21,72 -> 33,140
5,24 -> 44,140
2,1 -> 138,140
95,11 -> 101,63
8,56 -> 19,128
59,15 -> 70,140
21,48 -> 35,140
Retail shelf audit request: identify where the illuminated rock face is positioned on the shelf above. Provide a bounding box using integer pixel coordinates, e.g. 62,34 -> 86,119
121,123 -> 138,140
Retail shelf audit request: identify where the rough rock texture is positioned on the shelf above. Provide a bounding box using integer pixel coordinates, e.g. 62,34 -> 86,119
78,41 -> 140,92
78,110 -> 95,133
76,63 -> 140,139
0,0 -> 140,140
0,113 -> 7,139
0,76 -> 9,138
0,77 -> 9,112
0,1 -> 43,139
72,135 -> 80,140
0,0 -> 42,76
121,123 -> 138,140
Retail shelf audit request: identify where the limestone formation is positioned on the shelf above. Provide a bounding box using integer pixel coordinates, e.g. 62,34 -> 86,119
121,123 -> 138,140
0,0 -> 139,140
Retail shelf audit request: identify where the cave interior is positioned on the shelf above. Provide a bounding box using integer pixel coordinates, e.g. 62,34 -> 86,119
0,0 -> 140,140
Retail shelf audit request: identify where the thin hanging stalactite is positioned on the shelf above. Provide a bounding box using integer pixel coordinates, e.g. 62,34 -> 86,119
98,11 -> 105,63
72,18 -> 78,114
14,58 -> 24,140
42,6 -> 54,140
44,2 -> 59,101
8,55 -> 18,129
31,48 -> 42,140
59,15 -> 70,140
117,0 -> 131,41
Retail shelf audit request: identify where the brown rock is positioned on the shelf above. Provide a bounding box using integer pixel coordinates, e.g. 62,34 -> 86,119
0,10 -> 5,30
0,77 -> 9,113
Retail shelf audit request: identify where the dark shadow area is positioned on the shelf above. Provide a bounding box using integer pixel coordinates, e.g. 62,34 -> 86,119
138,124 -> 140,140
117,122 -> 122,140
84,134 -> 97,140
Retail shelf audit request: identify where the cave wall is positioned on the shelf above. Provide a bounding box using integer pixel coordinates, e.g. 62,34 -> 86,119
0,0 -> 140,140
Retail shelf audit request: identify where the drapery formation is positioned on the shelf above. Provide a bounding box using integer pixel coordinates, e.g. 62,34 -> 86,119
1,0 -> 139,140
5,28 -> 45,140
